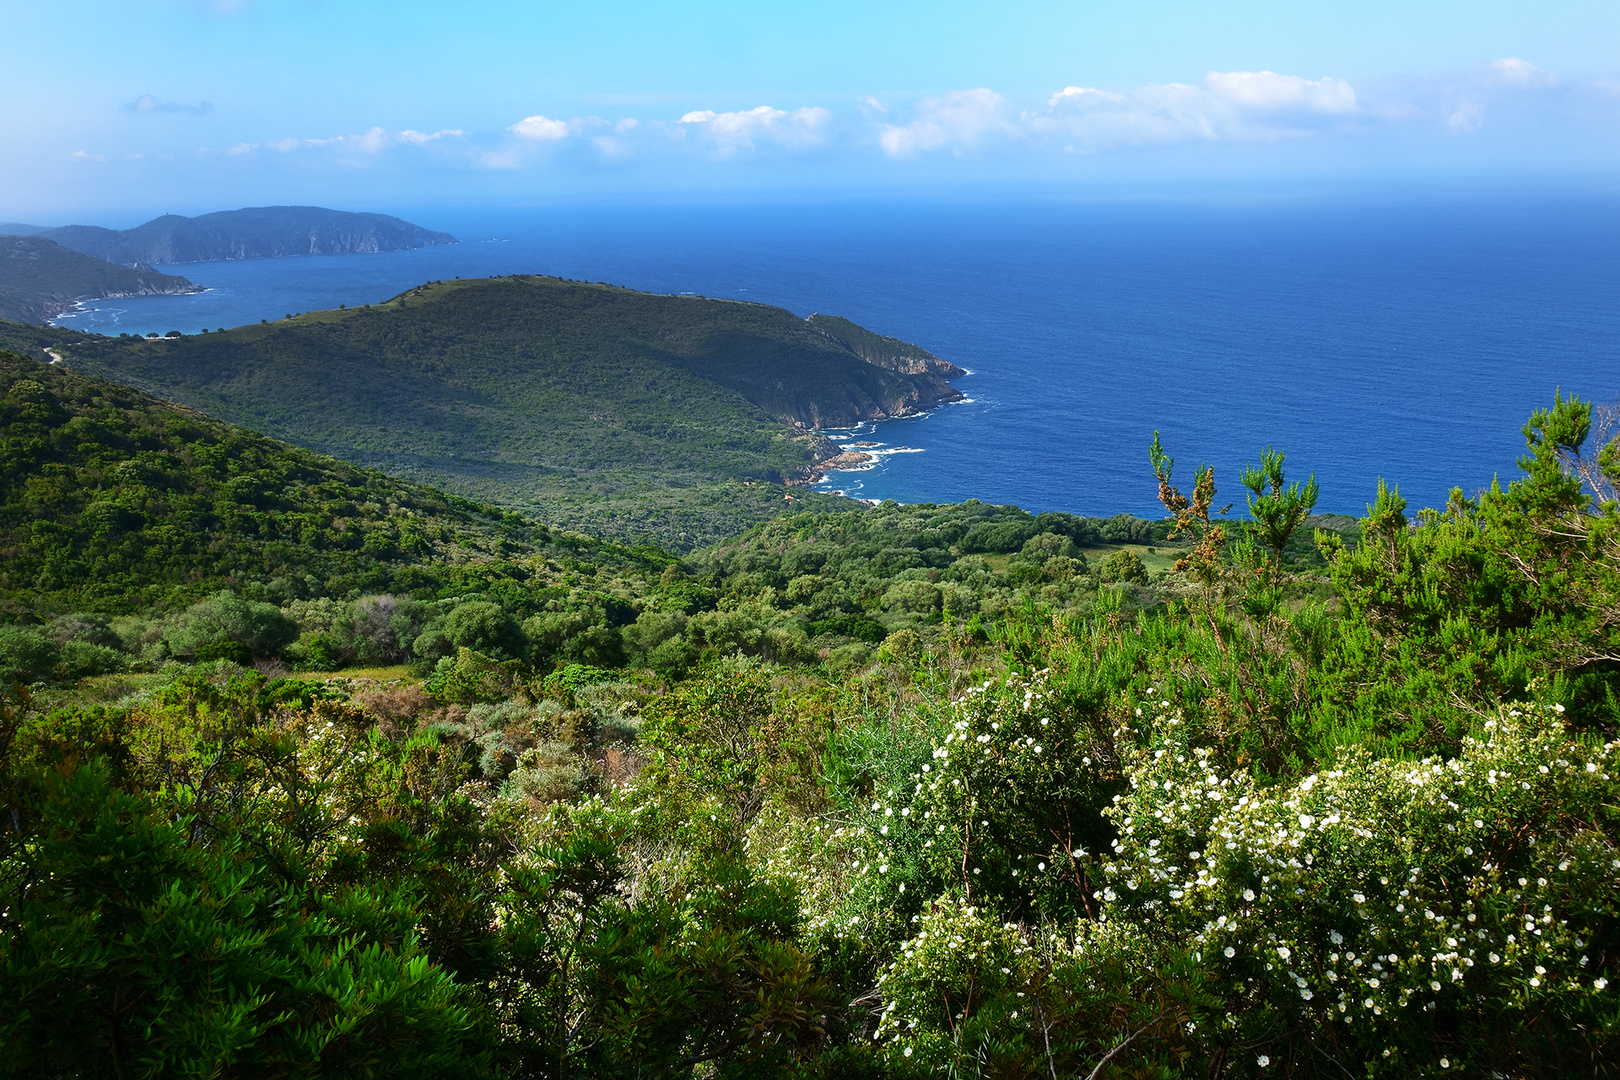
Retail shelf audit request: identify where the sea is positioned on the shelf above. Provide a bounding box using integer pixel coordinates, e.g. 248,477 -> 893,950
52,195 -> 1620,519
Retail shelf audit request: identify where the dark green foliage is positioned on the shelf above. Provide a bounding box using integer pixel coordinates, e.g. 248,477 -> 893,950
0,349 -> 651,619
0,758 -> 487,1079
808,614 -> 888,643
192,639 -> 253,664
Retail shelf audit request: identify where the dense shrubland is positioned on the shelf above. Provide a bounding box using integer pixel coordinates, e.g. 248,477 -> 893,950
3,392 -> 1618,1077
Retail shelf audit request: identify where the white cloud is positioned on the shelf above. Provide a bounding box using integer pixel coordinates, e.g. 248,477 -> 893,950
1030,70 -> 1362,152
398,128 -> 464,144
879,89 -> 1013,157
509,114 -> 571,141
1202,71 -> 1356,114
350,126 -> 390,154
1489,58 -> 1553,88
219,127 -> 467,161
679,105 -> 831,151
1048,86 -> 1125,107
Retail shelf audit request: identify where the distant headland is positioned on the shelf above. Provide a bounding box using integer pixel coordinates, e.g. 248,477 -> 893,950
3,206 -> 456,266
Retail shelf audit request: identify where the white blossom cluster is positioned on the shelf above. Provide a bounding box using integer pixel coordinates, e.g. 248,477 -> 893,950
1100,703 -> 1617,1051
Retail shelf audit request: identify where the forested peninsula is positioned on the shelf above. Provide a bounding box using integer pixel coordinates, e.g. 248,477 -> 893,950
0,235 -> 201,323
0,276 -> 963,545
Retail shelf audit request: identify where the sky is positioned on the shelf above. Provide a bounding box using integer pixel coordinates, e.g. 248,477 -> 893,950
3,0 -> 1620,221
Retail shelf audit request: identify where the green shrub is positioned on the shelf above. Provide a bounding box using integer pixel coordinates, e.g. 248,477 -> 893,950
165,591 -> 297,659
0,625 -> 57,685
1098,548 -> 1149,584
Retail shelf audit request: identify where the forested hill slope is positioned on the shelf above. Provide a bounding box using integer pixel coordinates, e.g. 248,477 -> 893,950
2,276 -> 962,546
0,348 -> 669,617
0,235 -> 201,323
40,206 -> 455,264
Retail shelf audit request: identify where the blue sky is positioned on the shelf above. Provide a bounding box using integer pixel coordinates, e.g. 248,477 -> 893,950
4,0 -> 1619,220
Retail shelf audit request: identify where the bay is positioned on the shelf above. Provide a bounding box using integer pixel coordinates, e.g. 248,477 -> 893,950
54,196 -> 1620,518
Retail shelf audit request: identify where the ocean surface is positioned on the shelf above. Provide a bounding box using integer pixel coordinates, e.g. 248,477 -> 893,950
54,196 -> 1620,518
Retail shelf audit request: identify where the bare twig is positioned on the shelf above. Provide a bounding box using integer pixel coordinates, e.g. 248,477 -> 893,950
1083,1019 -> 1155,1080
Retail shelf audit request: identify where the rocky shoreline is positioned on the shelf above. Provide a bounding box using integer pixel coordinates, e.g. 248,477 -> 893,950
1,235 -> 205,324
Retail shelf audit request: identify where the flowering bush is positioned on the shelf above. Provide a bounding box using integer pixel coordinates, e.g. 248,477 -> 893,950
1097,698 -> 1619,1075
873,685 -> 1619,1076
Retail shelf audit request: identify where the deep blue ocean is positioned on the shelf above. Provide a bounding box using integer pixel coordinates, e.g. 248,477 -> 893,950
54,197 -> 1620,518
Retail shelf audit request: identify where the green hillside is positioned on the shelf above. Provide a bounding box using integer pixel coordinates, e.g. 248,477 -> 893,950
0,349 -> 676,618
2,275 -> 963,545
0,235 -> 200,324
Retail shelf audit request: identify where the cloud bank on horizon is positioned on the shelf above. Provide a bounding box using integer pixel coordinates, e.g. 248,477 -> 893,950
175,60 -> 1610,167
10,57 -> 1620,214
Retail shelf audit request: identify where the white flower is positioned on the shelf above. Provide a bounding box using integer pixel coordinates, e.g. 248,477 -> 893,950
1596,978 -> 1609,990
1225,947 -> 1236,958
1244,889 -> 1256,902
903,1047 -> 913,1057
1258,1055 -> 1270,1067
